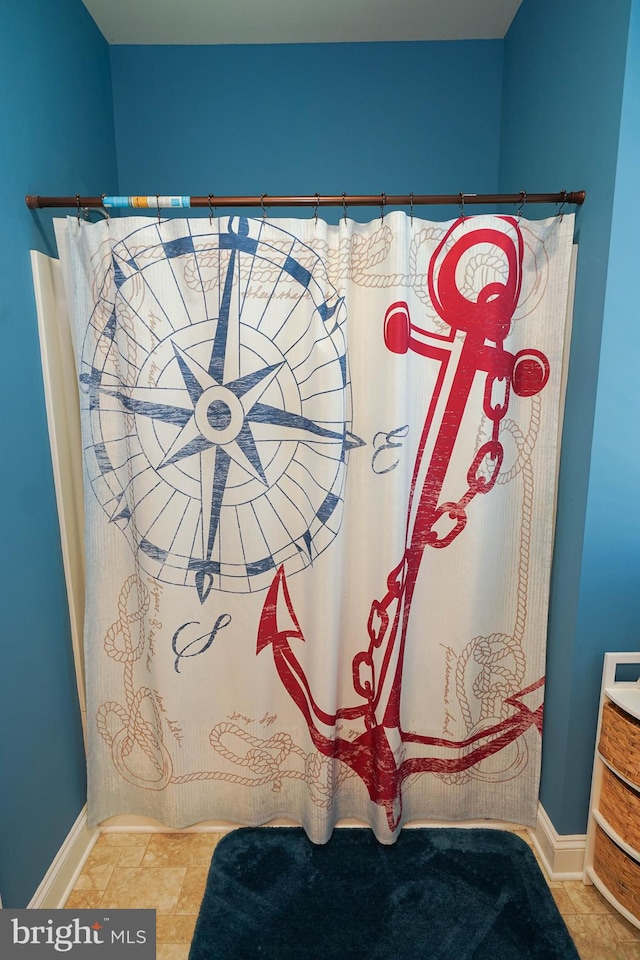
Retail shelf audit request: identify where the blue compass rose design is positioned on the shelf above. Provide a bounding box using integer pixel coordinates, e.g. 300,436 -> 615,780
79,216 -> 363,599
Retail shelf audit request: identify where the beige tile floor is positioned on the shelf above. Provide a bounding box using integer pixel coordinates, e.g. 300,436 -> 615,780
64,829 -> 640,960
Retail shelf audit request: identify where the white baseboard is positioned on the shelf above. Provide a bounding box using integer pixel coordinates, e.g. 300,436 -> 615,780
28,806 -> 99,908
32,801 -> 584,906
530,803 -> 586,880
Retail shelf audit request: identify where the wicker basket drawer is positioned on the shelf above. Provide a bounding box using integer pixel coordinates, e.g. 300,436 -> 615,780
594,825 -> 640,921
599,765 -> 640,848
599,701 -> 640,788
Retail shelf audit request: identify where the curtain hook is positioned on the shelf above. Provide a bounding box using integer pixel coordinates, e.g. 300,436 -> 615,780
208,193 -> 215,226
261,194 -> 267,219
342,192 -> 348,224
314,193 -> 320,225
459,192 -> 465,222
516,190 -> 527,223
409,192 -> 414,226
100,193 -> 110,219
156,194 -> 162,226
380,192 -> 386,222
557,189 -> 567,223
75,194 -> 90,223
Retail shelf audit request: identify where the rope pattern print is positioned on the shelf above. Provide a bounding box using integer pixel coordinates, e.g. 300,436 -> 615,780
96,576 -> 352,805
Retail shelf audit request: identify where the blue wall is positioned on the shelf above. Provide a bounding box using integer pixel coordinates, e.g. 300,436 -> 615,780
0,0 -> 118,907
2,5 -> 638,909
109,41 -> 504,222
500,0 -> 634,833
574,0 -> 640,807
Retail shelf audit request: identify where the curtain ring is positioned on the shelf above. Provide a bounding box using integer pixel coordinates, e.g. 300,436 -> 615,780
459,192 -> 466,222
516,190 -> 527,222
314,193 -> 320,225
76,193 -> 81,224
208,193 -> 215,226
409,192 -> 414,226
380,192 -> 386,222
261,194 -> 267,219
342,192 -> 348,224
156,194 -> 162,226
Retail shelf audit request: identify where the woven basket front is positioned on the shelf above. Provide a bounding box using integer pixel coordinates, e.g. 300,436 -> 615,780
599,765 -> 640,850
593,826 -> 640,921
599,702 -> 640,788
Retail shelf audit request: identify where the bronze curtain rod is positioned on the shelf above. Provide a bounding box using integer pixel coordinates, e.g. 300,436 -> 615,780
25,191 -> 586,211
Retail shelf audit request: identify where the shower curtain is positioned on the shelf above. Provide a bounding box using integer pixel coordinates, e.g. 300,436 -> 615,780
54,210 -> 575,840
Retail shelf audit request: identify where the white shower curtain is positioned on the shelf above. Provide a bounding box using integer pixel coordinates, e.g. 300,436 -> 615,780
55,210 -> 574,840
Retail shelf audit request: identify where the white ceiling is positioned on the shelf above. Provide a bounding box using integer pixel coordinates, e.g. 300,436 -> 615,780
81,0 -> 524,45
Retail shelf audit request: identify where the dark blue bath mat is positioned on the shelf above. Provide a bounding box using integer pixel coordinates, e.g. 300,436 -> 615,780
189,826 -> 579,960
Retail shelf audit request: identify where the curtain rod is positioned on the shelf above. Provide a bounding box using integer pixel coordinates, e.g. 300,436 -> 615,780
25,190 -> 586,211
